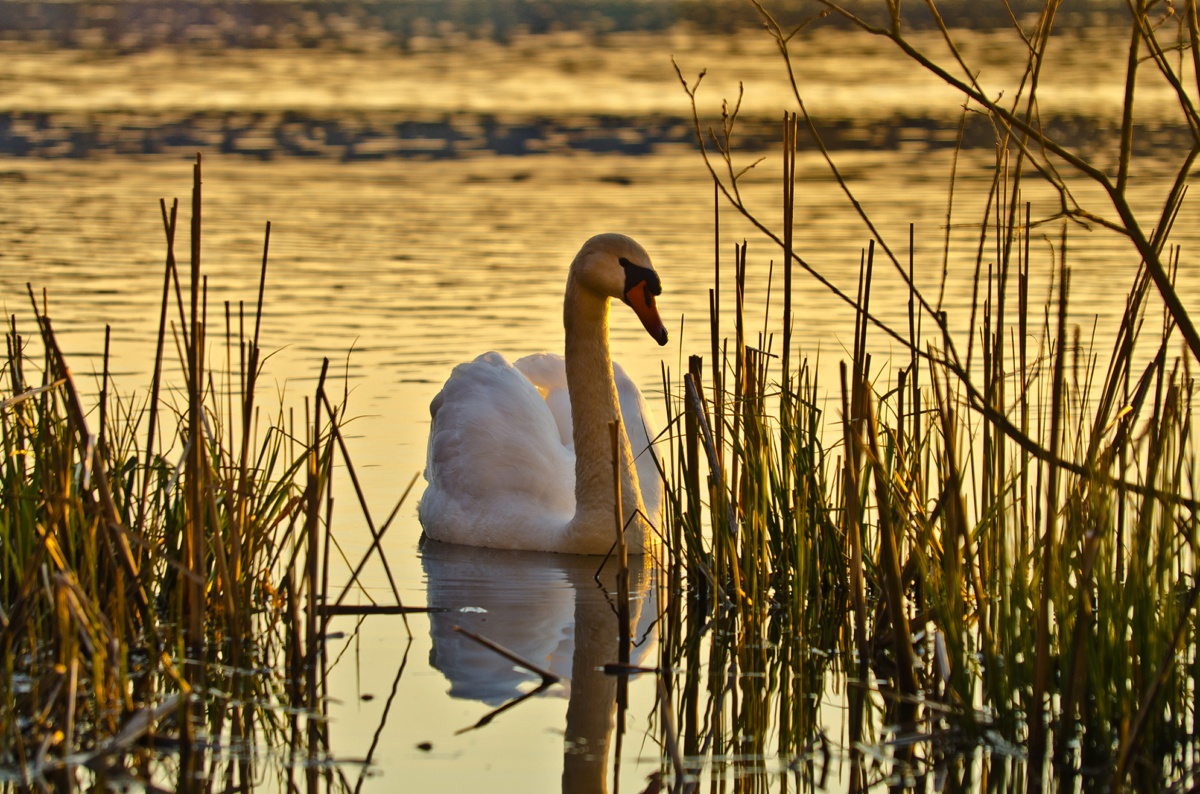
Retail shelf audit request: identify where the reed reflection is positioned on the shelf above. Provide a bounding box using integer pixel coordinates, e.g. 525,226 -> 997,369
420,539 -> 655,794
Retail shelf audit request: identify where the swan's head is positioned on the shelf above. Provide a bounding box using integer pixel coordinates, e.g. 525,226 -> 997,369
570,233 -> 669,346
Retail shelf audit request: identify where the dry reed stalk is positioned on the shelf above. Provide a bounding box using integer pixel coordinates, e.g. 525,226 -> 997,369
185,155 -> 204,664
1029,255 -> 1069,765
610,420 -> 632,668
452,626 -> 560,686
861,382 -> 919,704
840,361 -> 868,750
318,386 -> 405,612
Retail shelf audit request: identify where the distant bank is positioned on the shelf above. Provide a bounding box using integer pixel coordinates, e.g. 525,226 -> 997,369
0,107 -> 1176,161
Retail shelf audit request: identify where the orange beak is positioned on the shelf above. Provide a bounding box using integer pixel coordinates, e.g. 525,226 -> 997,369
625,281 -> 669,346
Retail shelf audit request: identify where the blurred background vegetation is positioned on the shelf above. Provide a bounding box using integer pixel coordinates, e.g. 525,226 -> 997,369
0,0 -> 1136,50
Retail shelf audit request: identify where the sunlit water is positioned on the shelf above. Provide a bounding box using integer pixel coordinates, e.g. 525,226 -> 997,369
4,20 -> 1200,791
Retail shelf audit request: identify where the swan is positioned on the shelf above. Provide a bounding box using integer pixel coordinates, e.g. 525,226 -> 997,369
418,233 -> 668,554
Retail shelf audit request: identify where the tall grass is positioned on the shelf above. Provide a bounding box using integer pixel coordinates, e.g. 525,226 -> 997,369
658,1 -> 1200,790
0,157 -> 401,791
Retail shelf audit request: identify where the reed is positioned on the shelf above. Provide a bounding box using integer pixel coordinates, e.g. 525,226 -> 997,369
0,157 -> 397,791
659,1 -> 1200,789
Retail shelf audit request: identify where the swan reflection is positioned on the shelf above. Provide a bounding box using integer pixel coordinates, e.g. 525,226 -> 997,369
420,539 -> 656,792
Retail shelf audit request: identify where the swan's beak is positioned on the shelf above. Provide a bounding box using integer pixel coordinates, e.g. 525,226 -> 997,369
625,281 -> 669,346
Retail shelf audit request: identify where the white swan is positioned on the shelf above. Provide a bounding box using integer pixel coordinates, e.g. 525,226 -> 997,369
418,233 -> 668,554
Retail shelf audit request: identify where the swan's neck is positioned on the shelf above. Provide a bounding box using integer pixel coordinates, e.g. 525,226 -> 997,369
564,280 -> 647,553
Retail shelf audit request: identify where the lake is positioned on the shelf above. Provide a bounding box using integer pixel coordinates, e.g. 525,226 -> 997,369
3,9 -> 1200,790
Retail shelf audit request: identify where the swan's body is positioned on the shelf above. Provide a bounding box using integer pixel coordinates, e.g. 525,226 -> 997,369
418,233 -> 668,554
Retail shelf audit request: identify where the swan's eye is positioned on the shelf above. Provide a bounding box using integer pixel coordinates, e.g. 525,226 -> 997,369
619,257 -> 662,299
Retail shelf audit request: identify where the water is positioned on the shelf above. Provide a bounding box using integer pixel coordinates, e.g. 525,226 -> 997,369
4,15 -> 1200,791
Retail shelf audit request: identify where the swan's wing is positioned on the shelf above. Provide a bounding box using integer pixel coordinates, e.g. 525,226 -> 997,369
420,352 -> 575,549
513,353 -> 572,449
